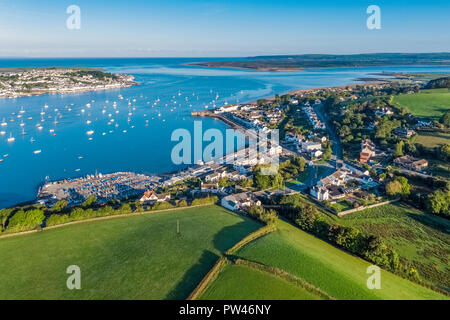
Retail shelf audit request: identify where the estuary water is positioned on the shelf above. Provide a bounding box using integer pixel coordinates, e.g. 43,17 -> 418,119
0,58 -> 449,208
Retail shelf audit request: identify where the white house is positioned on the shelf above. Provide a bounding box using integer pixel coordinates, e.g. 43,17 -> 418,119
221,192 -> 261,212
301,141 -> 322,152
310,185 -> 329,201
140,190 -> 170,203
310,149 -> 323,158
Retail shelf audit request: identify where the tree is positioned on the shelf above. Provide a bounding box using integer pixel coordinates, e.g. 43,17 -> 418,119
393,141 -> 404,157
0,208 -> 12,231
440,110 -> 450,127
426,189 -> 450,217
82,195 -> 97,207
295,203 -> 319,231
396,176 -> 411,195
7,209 -> 45,232
385,176 -> 410,196
51,200 -> 68,212
239,178 -> 253,188
437,144 -> 450,161
385,180 -> 402,196
322,143 -> 332,161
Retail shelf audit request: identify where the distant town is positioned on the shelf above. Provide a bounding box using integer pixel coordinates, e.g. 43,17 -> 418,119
0,67 -> 137,98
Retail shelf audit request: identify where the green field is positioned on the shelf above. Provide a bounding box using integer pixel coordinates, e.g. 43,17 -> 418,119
341,204 -> 450,292
201,264 -> 322,300
416,131 -> 450,147
393,88 -> 450,119
0,205 -> 261,299
235,220 -> 446,300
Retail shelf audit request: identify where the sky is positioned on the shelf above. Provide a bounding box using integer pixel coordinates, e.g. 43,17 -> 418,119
0,0 -> 449,57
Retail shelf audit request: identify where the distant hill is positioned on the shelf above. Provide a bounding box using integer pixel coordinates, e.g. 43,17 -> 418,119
190,53 -> 450,71
425,76 -> 450,89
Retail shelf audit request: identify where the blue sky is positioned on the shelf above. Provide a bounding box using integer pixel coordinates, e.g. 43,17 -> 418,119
0,0 -> 449,57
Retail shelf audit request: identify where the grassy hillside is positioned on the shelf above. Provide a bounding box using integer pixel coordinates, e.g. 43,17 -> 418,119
416,131 -> 450,147
236,220 -> 447,300
340,204 -> 450,292
201,264 -> 322,300
0,205 -> 261,299
393,88 -> 450,119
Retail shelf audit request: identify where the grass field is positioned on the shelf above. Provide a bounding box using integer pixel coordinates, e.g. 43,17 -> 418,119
0,205 -> 261,299
201,264 -> 322,300
393,88 -> 450,119
235,219 -> 446,300
341,204 -> 450,292
416,131 -> 450,147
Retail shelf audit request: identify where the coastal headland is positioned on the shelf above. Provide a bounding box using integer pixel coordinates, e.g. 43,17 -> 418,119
0,67 -> 137,98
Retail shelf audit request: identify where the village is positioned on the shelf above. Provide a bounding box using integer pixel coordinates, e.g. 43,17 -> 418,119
35,79 -> 442,218
0,67 -> 136,98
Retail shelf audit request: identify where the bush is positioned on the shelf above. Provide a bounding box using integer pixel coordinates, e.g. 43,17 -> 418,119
191,196 -> 218,206
247,205 -> 277,225
151,201 -> 174,211
46,214 -> 70,227
177,200 -> 188,207
7,209 -> 45,232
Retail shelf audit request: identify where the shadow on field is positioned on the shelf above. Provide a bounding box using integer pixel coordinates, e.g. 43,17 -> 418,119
165,219 -> 261,299
212,220 -> 262,252
165,250 -> 219,300
406,211 -> 450,235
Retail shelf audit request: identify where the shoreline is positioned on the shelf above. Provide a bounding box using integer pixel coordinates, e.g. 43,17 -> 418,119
0,82 -> 138,99
245,81 -> 385,105
0,66 -> 138,99
186,62 -> 450,72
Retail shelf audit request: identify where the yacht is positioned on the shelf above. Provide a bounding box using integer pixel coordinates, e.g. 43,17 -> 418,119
7,133 -> 15,142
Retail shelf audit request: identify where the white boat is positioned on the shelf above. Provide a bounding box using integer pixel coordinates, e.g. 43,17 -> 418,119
86,130 -> 94,135
33,150 -> 41,154
0,131 -> 5,135
7,133 -> 15,142
19,106 -> 25,114
86,120 -> 92,125
1,119 -> 7,126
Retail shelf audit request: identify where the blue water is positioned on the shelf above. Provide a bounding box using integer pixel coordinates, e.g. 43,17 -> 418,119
0,58 -> 449,208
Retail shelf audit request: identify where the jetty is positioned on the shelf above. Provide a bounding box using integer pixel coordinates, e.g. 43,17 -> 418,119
191,111 -> 241,129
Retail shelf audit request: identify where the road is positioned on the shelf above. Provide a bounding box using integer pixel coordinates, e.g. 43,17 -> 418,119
315,103 -> 343,164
